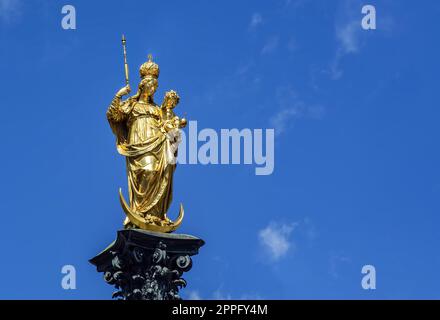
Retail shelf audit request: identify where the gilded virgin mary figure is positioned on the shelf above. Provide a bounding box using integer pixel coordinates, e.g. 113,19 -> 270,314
106,56 -> 187,232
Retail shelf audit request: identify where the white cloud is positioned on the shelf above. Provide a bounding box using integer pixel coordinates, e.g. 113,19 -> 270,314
0,0 -> 21,23
330,19 -> 362,80
212,289 -> 262,300
213,290 -> 232,300
249,12 -> 263,30
235,60 -> 255,77
240,293 -> 264,300
270,87 -> 302,135
259,222 -> 298,260
330,1 -> 393,80
285,0 -> 311,9
186,290 -> 202,300
336,20 -> 361,54
329,253 -> 352,278
269,86 -> 324,136
270,107 -> 300,136
261,36 -> 279,55
188,289 -> 259,300
328,0 -> 365,79
302,217 -> 318,242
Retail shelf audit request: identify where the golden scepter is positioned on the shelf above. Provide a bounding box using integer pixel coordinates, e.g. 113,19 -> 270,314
121,34 -> 129,85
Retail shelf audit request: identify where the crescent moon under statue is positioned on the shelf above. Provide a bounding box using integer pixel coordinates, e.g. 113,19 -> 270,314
119,188 -> 184,232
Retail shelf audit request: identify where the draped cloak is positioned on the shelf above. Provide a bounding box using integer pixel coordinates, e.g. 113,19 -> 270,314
106,96 -> 180,221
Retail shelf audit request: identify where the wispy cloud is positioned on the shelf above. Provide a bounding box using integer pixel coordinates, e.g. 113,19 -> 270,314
0,0 -> 21,24
270,87 -> 302,135
261,36 -> 279,55
330,0 -> 364,80
186,290 -> 202,300
235,60 -> 255,77
336,20 -> 361,54
249,12 -> 263,30
214,291 -> 263,300
239,293 -> 264,300
270,107 -> 301,136
188,289 -> 263,300
329,253 -> 352,278
259,222 -> 298,260
284,0 -> 311,9
213,290 -> 232,300
330,18 -> 362,80
329,1 -> 394,80
302,217 -> 318,242
270,86 -> 325,136
287,36 -> 298,53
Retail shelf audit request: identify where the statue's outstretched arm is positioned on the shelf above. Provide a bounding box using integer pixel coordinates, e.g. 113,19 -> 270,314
107,85 -> 132,122
106,95 -> 126,122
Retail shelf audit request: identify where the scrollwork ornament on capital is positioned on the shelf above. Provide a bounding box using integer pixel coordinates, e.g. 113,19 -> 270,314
152,241 -> 167,264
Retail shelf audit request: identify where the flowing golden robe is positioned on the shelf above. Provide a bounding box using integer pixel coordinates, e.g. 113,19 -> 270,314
107,96 -> 179,225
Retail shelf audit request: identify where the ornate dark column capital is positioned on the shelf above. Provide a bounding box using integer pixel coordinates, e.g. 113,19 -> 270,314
90,229 -> 205,300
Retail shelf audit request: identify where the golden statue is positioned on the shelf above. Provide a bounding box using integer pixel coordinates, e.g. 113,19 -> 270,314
106,37 -> 187,233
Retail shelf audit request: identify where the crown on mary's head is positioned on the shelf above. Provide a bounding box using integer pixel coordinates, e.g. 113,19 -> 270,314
139,54 -> 159,79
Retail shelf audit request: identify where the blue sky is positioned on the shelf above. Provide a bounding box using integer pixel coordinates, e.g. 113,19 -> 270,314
0,0 -> 440,299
